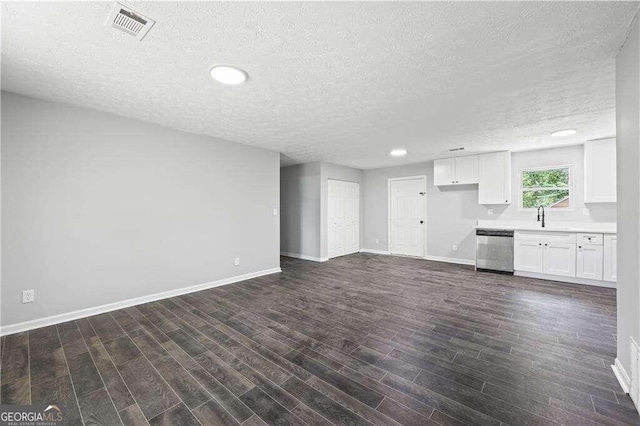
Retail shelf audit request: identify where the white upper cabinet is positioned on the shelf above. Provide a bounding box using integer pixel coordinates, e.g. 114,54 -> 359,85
455,155 -> 479,184
433,158 -> 456,185
433,156 -> 478,186
584,138 -> 616,203
478,151 -> 511,204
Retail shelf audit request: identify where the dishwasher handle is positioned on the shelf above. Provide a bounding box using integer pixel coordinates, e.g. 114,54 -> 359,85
475,229 -> 514,237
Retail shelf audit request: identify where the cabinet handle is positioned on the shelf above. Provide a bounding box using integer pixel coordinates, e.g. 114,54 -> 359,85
539,243 -> 542,246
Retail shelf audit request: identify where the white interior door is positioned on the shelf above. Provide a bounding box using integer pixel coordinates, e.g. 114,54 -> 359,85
389,177 -> 426,257
328,180 -> 359,259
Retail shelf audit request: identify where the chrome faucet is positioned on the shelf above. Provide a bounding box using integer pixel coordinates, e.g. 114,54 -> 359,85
537,206 -> 546,228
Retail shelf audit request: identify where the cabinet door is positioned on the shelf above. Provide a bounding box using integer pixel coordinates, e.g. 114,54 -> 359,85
543,242 -> 576,277
479,151 -> 511,204
585,138 -> 616,203
603,234 -> 617,282
576,244 -> 603,280
434,158 -> 456,186
514,240 -> 543,273
455,156 -> 479,184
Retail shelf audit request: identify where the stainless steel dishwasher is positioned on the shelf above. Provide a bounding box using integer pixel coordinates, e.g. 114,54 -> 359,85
476,229 -> 514,273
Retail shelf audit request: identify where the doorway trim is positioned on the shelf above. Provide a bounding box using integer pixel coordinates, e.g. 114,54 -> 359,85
387,175 -> 427,257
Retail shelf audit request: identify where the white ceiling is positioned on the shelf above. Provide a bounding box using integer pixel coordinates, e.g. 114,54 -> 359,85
2,2 -> 638,169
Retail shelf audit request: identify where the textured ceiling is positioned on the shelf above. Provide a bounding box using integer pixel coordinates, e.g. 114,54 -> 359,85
2,1 -> 638,169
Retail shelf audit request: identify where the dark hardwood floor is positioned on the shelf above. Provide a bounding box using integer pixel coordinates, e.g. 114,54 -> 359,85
1,253 -> 638,425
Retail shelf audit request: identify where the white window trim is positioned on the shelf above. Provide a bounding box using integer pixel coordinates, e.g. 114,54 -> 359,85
518,164 -> 574,211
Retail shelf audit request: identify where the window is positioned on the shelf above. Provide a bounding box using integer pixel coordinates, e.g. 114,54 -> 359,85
520,166 -> 572,209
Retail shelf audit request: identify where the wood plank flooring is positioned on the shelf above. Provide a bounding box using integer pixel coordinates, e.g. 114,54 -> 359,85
1,253 -> 638,425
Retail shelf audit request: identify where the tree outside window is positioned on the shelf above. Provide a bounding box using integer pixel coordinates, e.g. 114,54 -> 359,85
521,166 -> 571,209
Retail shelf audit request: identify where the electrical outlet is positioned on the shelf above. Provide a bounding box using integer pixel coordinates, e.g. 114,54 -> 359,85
452,245 -> 458,252
375,238 -> 379,244
487,209 -> 494,216
22,289 -> 34,304
273,208 -> 278,216
234,257 -> 240,266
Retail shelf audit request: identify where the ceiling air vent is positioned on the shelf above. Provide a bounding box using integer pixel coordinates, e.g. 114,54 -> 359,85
106,3 -> 155,40
449,147 -> 465,152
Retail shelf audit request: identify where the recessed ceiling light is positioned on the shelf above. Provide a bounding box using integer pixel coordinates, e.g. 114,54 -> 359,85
209,66 -> 248,85
390,149 -> 407,157
551,129 -> 577,137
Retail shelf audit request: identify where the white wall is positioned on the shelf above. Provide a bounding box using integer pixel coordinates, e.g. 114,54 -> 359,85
280,162 -> 322,259
1,92 -> 280,329
362,145 -> 617,261
615,12 -> 640,378
363,162 -> 432,252
482,145 -> 616,222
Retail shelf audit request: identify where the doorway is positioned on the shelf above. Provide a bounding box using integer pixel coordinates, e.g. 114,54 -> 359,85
388,176 -> 427,257
328,179 -> 360,259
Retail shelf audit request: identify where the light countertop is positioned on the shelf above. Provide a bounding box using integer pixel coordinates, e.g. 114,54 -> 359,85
474,221 -> 616,234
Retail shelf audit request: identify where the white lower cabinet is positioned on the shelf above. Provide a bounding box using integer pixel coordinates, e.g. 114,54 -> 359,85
603,234 -> 617,282
515,232 -> 575,277
543,242 -> 577,277
514,230 -> 616,286
576,244 -> 603,280
514,240 -> 543,272
515,240 -> 576,276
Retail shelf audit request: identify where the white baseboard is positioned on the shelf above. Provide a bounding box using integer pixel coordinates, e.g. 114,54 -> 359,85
424,255 -> 475,266
631,337 -> 639,406
280,252 -> 328,262
613,357 -> 631,394
514,271 -> 616,288
359,249 -> 391,255
0,267 -> 282,336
